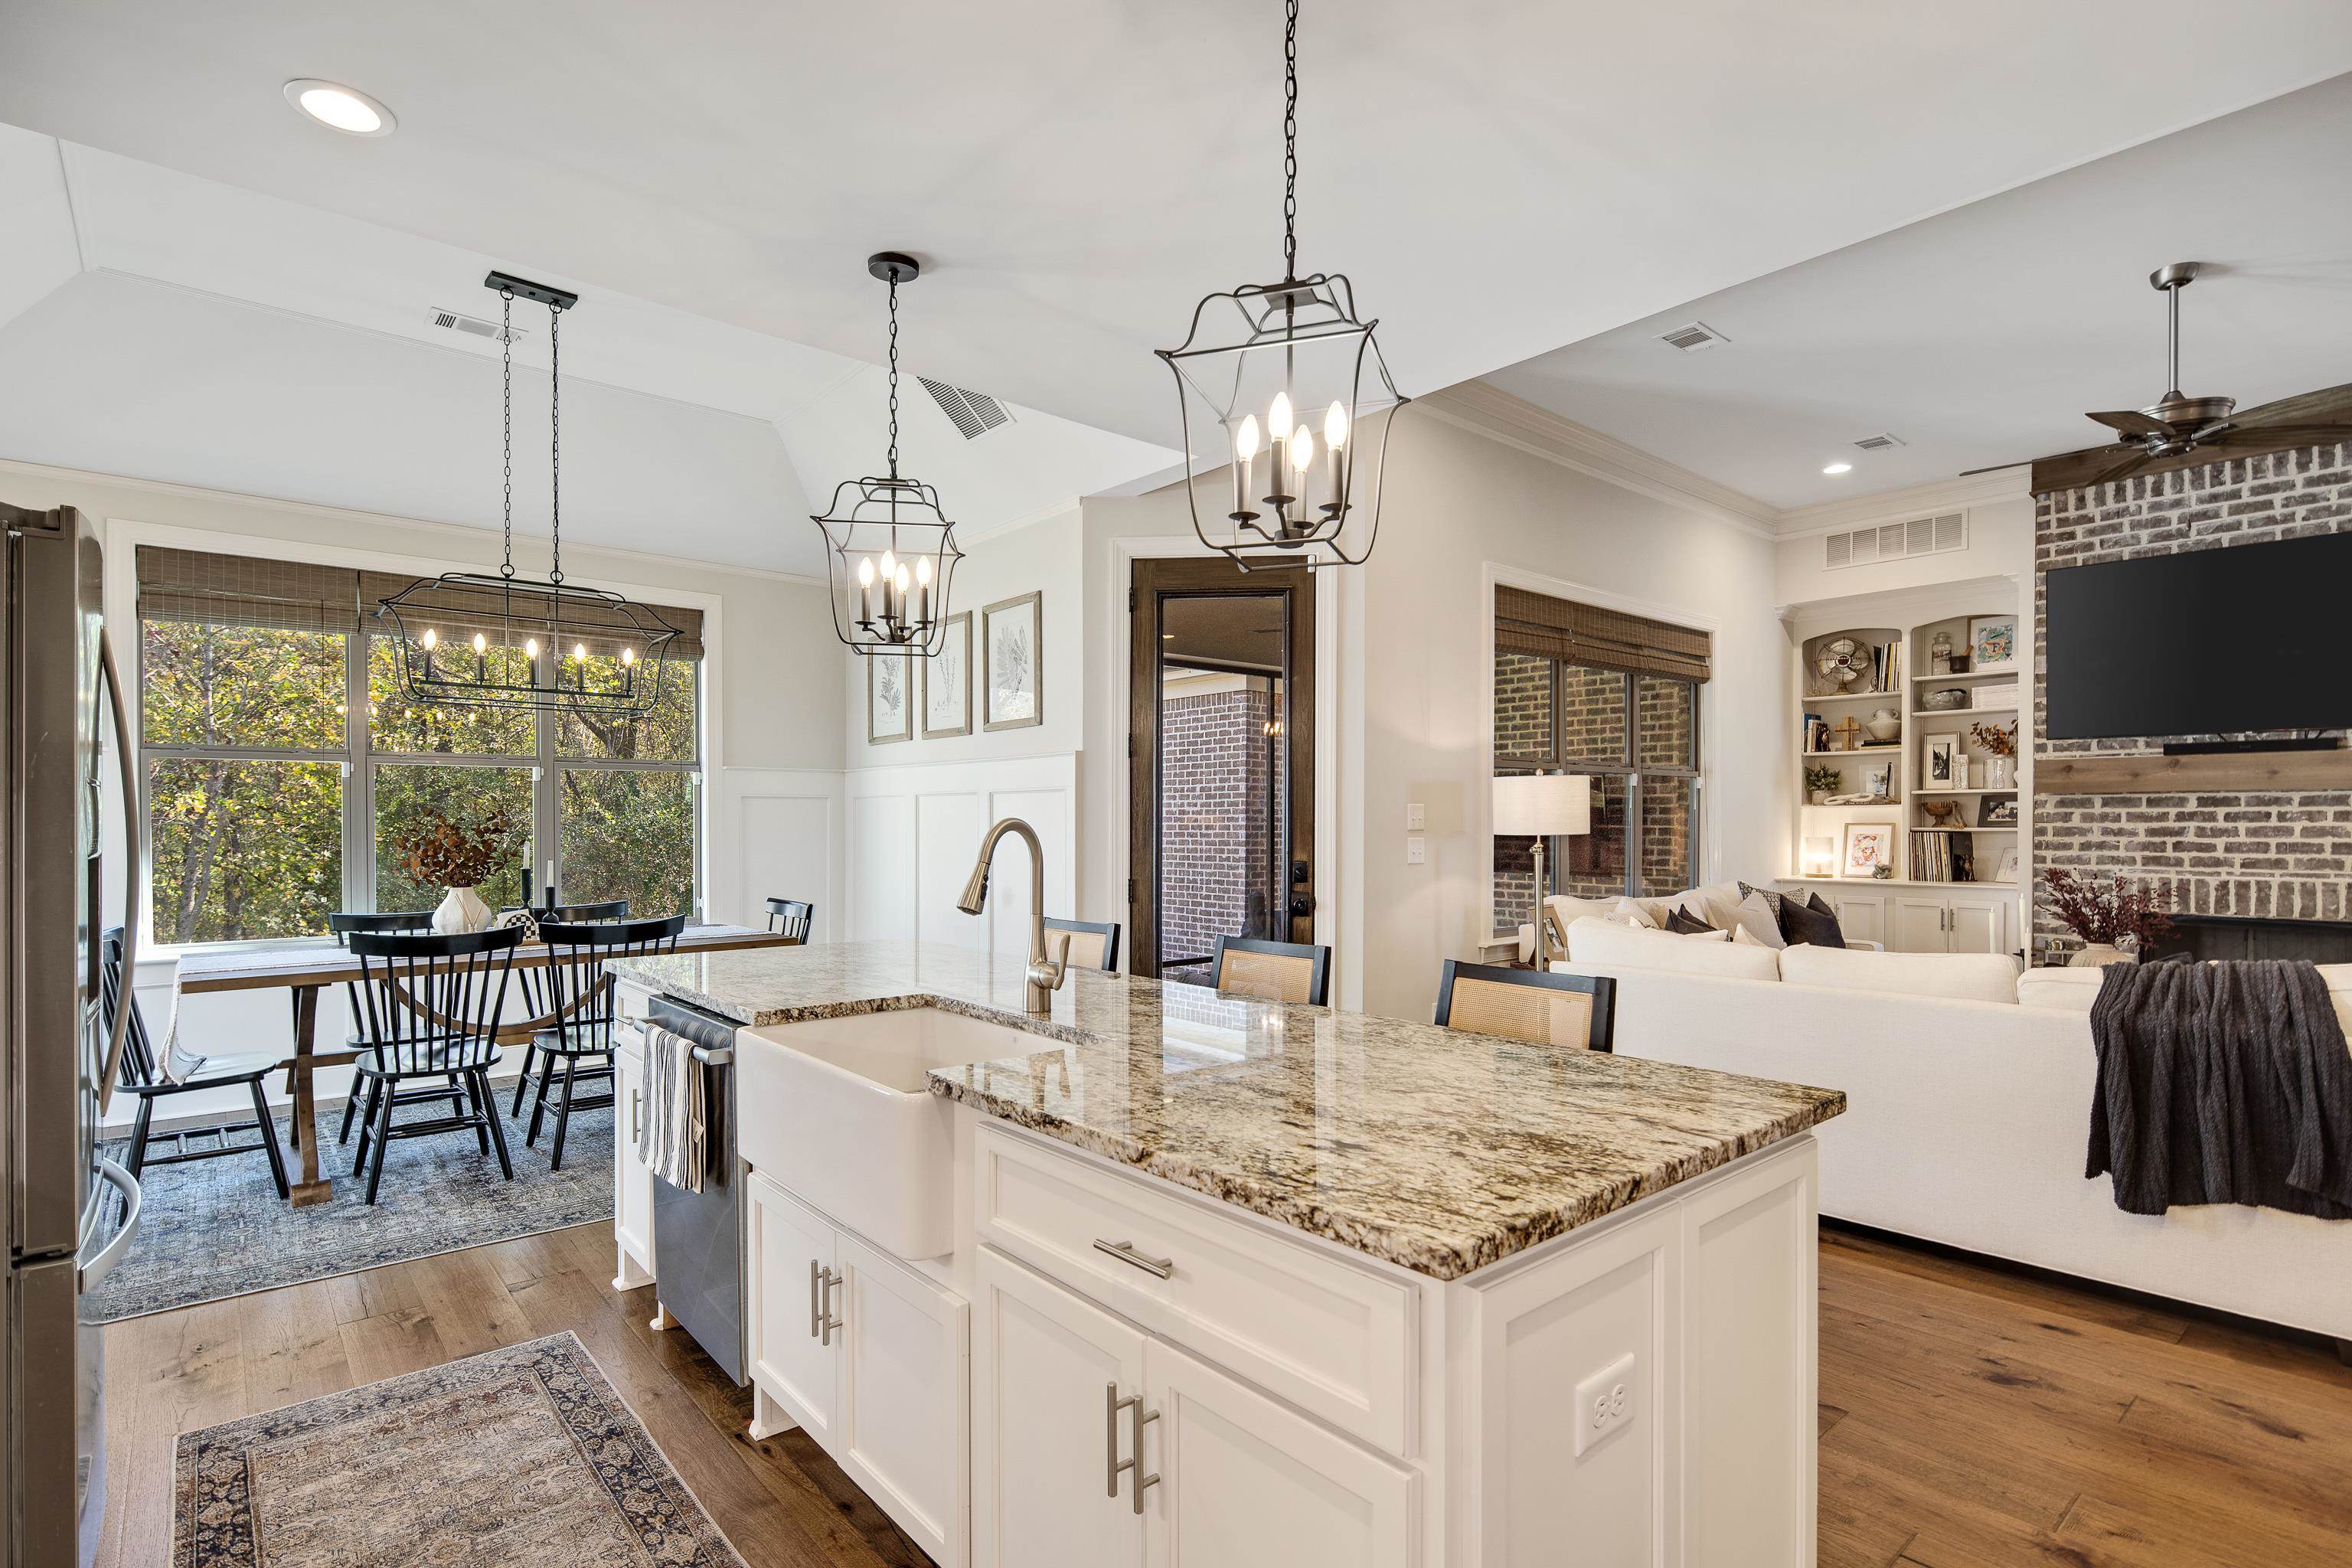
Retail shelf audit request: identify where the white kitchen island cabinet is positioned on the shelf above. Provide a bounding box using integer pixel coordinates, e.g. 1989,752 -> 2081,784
609,939 -> 1844,1568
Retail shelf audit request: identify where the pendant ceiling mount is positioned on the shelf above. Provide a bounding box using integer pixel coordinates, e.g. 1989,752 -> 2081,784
1155,0 -> 1407,571
811,252 -> 965,657
377,273 -> 680,714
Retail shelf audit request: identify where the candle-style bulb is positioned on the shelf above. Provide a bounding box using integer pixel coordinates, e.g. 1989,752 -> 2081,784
915,556 -> 933,586
472,631 -> 488,655
1235,414 -> 1261,461
858,557 -> 876,586
880,549 -> 897,582
620,645 -> 636,666
420,627 -> 438,650
573,642 -> 586,662
1269,391 -> 1293,436
1292,426 -> 1315,470
525,637 -> 540,659
895,565 -> 911,593
1324,402 -> 1348,449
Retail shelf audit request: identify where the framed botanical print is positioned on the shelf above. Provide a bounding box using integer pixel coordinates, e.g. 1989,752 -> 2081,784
1968,613 -> 2017,673
1841,822 -> 1896,880
983,590 -> 1042,731
867,651 -> 911,745
922,611 -> 972,739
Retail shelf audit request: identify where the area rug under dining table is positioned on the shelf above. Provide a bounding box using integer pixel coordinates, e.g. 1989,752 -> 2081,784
87,1096 -> 612,1322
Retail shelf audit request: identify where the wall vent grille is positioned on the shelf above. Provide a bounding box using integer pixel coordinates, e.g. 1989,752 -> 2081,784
426,308 -> 523,343
1657,321 -> 1730,353
1852,432 -> 1906,451
919,377 -> 1014,440
1823,511 -> 1967,570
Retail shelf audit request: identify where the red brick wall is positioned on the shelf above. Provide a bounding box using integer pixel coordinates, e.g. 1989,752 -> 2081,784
2031,442 -> 2352,962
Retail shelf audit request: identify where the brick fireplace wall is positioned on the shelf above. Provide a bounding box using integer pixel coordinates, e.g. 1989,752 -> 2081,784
2030,441 -> 2352,962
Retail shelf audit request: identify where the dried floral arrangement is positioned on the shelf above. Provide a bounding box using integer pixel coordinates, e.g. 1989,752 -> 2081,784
387,804 -> 528,890
2043,867 -> 2172,949
1970,719 -> 2018,757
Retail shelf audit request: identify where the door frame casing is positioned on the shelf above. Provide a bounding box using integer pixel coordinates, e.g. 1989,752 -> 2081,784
1129,555 -> 1316,978
1108,536 -> 1337,983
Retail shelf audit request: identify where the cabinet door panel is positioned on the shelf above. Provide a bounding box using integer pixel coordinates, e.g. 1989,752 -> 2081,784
1890,897 -> 1949,953
972,1246 -> 1147,1568
1828,893 -> 1884,947
836,1230 -> 968,1566
1948,897 -> 2005,955
1144,1338 -> 1414,1568
612,1046 -> 653,1282
746,1171 -> 837,1443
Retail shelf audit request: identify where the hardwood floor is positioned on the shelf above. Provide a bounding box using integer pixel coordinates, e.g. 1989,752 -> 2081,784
97,1220 -> 2352,1566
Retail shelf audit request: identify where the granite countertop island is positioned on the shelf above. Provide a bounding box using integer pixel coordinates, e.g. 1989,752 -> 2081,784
615,939 -> 1843,1281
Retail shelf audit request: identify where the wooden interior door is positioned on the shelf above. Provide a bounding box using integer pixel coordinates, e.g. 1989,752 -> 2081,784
1128,557 -> 1316,981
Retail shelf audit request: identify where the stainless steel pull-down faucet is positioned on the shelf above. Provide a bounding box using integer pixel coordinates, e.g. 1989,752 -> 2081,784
956,816 -> 1069,1014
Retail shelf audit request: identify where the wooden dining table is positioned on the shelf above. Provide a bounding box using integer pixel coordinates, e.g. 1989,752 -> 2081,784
173,923 -> 791,1206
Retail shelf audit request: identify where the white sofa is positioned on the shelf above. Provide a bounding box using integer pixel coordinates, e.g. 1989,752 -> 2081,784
1563,940 -> 2352,1343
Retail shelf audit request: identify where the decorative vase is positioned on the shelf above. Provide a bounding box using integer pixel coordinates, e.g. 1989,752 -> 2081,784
1986,755 -> 2012,789
1866,709 -> 1900,742
1809,790 -> 1831,805
2068,942 -> 2131,968
433,885 -> 493,935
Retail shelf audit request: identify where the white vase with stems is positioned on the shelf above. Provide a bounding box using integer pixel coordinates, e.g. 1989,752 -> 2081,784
432,885 -> 493,935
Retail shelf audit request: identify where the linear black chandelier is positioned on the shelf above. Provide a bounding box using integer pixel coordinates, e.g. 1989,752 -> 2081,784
377,273 -> 679,714
1155,0 -> 1407,570
812,253 -> 965,657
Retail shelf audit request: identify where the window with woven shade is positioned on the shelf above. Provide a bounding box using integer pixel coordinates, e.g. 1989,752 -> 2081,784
1492,586 -> 1707,930
136,545 -> 704,943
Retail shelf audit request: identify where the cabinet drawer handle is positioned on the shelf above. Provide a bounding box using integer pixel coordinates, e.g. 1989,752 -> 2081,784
1106,1383 -> 1161,1514
1093,1238 -> 1174,1280
815,1265 -> 844,1346
629,1089 -> 642,1143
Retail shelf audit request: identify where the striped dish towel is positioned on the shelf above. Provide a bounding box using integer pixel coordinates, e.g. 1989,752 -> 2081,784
637,1024 -> 707,1194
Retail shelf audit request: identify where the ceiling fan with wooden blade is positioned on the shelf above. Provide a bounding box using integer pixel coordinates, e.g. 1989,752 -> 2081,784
1960,262 -> 2352,494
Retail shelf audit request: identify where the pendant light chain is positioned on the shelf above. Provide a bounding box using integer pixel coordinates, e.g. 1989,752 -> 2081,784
547,298 -> 564,584
885,275 -> 902,479
499,288 -> 516,579
1282,0 -> 1298,283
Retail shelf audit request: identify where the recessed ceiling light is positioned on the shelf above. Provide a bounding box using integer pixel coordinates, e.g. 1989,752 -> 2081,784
283,79 -> 396,137
1821,462 -> 1854,475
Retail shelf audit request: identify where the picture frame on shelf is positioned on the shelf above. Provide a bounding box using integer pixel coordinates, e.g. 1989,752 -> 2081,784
920,611 -> 972,740
1841,822 -> 1897,880
1994,845 -> 2022,884
1922,732 -> 1960,789
1981,795 -> 2020,825
1968,613 -> 2018,672
983,590 -> 1044,731
867,651 -> 912,745
1864,761 -> 1894,801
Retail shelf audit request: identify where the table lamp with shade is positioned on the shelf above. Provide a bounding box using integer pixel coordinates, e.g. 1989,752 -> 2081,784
1493,773 -> 1592,968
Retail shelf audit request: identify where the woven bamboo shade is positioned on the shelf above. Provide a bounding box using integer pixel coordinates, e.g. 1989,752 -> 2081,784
1495,585 -> 1709,683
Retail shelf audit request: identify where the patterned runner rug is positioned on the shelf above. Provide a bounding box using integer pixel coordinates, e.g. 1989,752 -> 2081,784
174,1331 -> 745,1567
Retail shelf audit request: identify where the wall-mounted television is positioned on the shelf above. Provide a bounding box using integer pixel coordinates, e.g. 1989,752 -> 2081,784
2043,531 -> 2352,741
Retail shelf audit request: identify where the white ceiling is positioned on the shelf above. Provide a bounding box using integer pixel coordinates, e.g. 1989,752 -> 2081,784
5,0 -> 2351,464
1486,73 -> 2352,514
0,126 -> 1174,572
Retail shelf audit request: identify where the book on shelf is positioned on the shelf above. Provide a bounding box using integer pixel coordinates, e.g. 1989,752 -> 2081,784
1906,831 -> 1976,884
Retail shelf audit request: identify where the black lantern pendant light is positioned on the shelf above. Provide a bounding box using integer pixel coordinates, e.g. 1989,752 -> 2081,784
378,273 -> 680,714
1156,0 -> 1407,570
812,253 -> 965,656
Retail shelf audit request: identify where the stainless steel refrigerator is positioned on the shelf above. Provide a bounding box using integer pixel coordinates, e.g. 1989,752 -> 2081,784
2,502 -> 142,1568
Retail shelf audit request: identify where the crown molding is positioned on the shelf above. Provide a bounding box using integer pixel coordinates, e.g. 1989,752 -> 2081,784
0,455 -> 829,586
1419,381 -> 1782,540
1773,466 -> 2032,540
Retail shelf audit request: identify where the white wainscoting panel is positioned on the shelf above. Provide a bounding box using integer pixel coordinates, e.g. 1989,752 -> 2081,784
847,753 -> 1079,965
716,767 -> 844,939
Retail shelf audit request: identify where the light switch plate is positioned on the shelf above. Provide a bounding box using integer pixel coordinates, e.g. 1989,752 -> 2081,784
1573,1351 -> 1636,1457
1405,802 -> 1426,831
1406,835 -> 1426,865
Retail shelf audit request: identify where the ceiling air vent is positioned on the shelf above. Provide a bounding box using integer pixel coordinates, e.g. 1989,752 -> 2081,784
918,377 -> 1015,440
1851,432 -> 1906,452
426,307 -> 523,344
1823,511 -> 1968,570
1657,321 -> 1730,353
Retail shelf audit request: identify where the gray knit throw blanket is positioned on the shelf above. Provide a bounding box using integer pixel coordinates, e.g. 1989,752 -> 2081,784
2087,958 -> 2352,1218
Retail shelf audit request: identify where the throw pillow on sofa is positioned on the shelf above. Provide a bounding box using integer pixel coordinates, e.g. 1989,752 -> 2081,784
1664,906 -> 1716,936
1778,893 -> 1846,949
1725,890 -> 1787,949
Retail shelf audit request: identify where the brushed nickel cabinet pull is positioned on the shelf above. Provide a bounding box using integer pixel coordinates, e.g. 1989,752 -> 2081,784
809,1257 -> 821,1339
1093,1238 -> 1174,1280
816,1266 -> 844,1346
1106,1382 -> 1159,1511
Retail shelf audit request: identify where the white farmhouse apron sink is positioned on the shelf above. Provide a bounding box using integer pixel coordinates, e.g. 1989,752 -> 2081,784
737,1006 -> 1047,1260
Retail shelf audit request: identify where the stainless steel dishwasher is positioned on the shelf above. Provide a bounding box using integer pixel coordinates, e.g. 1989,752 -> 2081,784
645,995 -> 746,1384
